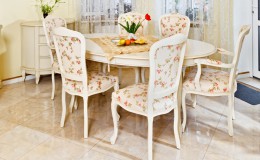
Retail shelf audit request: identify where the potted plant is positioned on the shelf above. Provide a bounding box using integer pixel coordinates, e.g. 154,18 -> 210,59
37,0 -> 63,18
119,13 -> 151,40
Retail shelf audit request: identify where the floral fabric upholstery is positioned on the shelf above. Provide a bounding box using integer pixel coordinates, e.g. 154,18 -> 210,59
153,44 -> 183,93
44,18 -> 66,48
51,51 -> 60,73
54,35 -> 83,76
183,68 -> 232,93
64,72 -> 118,95
160,14 -> 190,38
119,13 -> 146,35
112,83 -> 176,114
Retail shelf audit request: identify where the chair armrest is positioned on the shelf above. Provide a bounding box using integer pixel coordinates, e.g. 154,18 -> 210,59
217,48 -> 233,56
194,58 -> 234,68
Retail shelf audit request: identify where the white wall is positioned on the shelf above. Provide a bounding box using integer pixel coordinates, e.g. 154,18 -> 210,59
0,0 -> 76,80
233,0 -> 253,74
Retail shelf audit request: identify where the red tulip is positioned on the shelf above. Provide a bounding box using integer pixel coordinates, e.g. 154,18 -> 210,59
145,13 -> 151,21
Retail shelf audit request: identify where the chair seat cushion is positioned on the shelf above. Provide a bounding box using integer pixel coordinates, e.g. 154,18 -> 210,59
183,68 -> 231,93
112,83 -> 177,114
64,72 -> 117,95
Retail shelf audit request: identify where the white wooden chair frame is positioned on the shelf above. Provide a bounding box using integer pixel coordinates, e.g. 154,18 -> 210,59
141,13 -> 191,83
53,27 -> 119,138
182,25 -> 251,136
110,34 -> 187,160
42,16 -> 67,100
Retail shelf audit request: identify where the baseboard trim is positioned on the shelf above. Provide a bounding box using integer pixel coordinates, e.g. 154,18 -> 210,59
2,75 -> 35,86
237,71 -> 251,79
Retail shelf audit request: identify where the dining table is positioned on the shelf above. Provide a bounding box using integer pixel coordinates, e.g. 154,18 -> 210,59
85,33 -> 216,80
84,33 -> 216,136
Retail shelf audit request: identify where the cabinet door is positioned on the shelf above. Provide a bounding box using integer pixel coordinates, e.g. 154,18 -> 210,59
39,45 -> 50,57
21,26 -> 35,69
40,57 -> 51,70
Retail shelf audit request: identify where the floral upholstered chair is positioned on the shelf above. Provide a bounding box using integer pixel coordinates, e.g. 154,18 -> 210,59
103,12 -> 149,84
53,27 -> 119,138
182,26 -> 251,136
141,13 -> 190,83
110,34 -> 187,160
159,13 -> 190,38
43,16 -> 66,100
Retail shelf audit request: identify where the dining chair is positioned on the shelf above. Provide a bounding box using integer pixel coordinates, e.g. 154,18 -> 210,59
159,13 -> 190,38
42,16 -> 67,100
182,25 -> 251,136
102,12 -> 149,84
53,27 -> 119,138
110,34 -> 187,160
141,13 -> 190,83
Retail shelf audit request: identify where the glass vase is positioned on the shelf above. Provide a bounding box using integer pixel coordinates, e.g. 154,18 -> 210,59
127,33 -> 137,40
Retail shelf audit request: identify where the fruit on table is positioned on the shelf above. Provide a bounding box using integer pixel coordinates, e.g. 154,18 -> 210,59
135,38 -> 146,44
130,38 -> 136,43
125,39 -> 131,45
119,39 -> 126,45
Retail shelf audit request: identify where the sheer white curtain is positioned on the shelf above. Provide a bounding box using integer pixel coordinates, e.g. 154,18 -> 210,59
79,0 -> 148,34
161,0 -> 233,53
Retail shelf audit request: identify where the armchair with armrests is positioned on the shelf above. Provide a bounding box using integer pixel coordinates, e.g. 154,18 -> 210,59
182,25 -> 251,136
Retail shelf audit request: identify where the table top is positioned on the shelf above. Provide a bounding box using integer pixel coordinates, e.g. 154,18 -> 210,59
85,33 -> 216,67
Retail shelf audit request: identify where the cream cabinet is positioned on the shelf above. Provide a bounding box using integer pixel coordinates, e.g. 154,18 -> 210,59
21,19 -> 75,84
0,25 -> 4,88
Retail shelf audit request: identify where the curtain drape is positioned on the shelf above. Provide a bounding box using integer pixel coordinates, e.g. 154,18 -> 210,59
162,0 -> 233,61
79,0 -> 148,34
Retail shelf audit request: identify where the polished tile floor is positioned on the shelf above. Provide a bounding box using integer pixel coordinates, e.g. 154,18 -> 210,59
0,68 -> 259,160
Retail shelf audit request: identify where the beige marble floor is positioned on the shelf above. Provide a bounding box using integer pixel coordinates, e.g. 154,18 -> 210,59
0,68 -> 259,160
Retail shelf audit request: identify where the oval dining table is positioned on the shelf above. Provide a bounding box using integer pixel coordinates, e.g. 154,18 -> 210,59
84,33 -> 216,136
84,33 -> 216,69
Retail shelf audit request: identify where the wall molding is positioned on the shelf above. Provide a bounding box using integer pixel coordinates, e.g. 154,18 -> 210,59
2,75 -> 35,86
237,71 -> 251,79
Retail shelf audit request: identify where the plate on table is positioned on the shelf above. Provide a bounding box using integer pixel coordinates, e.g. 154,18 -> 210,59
111,39 -> 120,44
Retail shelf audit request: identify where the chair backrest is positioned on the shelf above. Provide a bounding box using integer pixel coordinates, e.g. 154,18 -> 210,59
53,27 -> 88,96
229,25 -> 251,90
159,13 -> 190,38
118,12 -> 148,35
42,16 -> 67,49
147,34 -> 187,115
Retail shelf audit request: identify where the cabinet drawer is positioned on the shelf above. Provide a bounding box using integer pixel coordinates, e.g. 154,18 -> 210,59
39,27 -> 45,35
39,45 -> 50,57
40,57 -> 52,69
39,35 -> 47,44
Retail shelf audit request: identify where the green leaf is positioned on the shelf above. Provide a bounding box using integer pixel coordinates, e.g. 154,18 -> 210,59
134,22 -> 141,33
126,21 -> 130,30
130,22 -> 136,33
119,23 -> 129,32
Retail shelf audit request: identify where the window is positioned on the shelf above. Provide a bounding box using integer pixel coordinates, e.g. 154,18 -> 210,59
80,0 -> 134,33
163,0 -> 212,22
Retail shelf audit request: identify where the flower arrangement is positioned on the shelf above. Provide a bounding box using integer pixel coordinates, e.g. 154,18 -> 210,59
119,13 -> 151,34
37,0 -> 63,18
